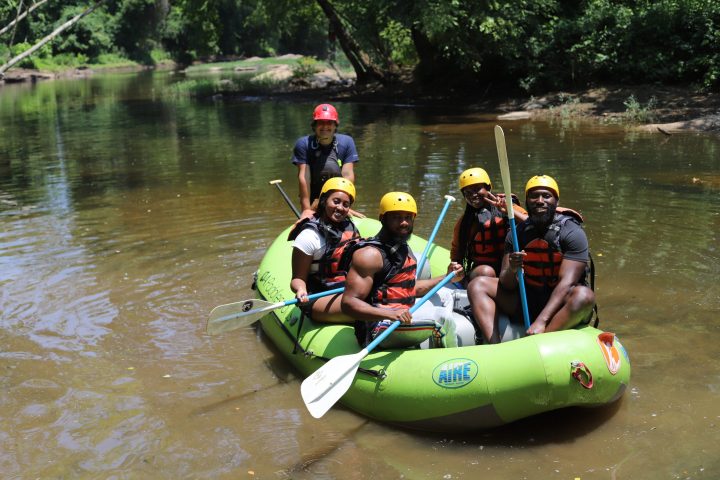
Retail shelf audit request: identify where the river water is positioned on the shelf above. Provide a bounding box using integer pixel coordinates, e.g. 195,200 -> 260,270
1,72 -> 718,479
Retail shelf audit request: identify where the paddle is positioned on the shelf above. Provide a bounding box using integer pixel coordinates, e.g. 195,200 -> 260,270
301,270 -> 457,418
494,125 -> 531,330
416,194 -> 455,278
269,179 -> 301,218
206,287 -> 345,335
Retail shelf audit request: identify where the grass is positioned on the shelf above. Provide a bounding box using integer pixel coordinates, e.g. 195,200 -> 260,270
166,74 -> 290,98
184,56 -> 302,73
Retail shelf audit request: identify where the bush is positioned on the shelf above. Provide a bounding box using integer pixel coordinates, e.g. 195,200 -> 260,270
624,95 -> 658,123
291,57 -> 320,81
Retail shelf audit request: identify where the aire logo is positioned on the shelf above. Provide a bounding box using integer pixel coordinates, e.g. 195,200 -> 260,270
432,358 -> 478,389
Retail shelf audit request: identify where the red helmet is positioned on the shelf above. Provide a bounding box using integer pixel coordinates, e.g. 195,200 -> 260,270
312,104 -> 339,124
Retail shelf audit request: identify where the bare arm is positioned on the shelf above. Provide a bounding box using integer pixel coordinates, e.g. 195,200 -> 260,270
341,162 -> 355,183
498,252 -> 523,290
290,247 -> 314,302
533,259 -> 587,325
449,218 -> 463,263
296,164 -> 313,215
416,262 -> 464,296
341,248 -> 412,324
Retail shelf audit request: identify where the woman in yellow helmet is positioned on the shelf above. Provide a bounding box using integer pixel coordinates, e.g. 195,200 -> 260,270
451,167 -> 527,282
287,177 -> 360,323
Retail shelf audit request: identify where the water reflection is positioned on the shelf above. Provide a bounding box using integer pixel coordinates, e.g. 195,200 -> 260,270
1,72 -> 719,478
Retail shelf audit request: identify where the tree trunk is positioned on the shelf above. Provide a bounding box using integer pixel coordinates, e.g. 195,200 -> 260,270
411,25 -> 441,82
0,0 -> 103,78
0,0 -> 50,38
314,0 -> 385,85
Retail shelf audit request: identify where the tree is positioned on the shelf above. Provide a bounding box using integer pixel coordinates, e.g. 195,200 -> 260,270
314,0 -> 385,85
0,0 -> 103,77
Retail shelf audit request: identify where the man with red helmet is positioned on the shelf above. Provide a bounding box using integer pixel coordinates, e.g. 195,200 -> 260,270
291,103 -> 359,218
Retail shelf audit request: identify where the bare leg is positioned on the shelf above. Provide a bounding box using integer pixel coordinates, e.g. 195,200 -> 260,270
467,277 -> 517,344
467,264 -> 497,281
311,293 -> 354,324
546,286 -> 595,332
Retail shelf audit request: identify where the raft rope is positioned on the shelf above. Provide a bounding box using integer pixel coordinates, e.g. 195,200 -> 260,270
571,361 -> 594,389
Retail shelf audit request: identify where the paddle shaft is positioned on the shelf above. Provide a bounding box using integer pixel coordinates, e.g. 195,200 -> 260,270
364,271 -> 456,353
416,195 -> 455,278
220,287 -> 344,323
494,125 -> 531,330
269,179 -> 301,218
300,270 -> 458,418
206,287 -> 345,335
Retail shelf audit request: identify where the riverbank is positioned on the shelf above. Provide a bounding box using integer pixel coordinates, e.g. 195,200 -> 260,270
3,59 -> 719,134
329,80 -> 720,134
0,61 -> 176,84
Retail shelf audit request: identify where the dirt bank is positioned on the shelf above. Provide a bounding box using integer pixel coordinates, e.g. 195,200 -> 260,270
337,82 -> 720,134
516,85 -> 720,133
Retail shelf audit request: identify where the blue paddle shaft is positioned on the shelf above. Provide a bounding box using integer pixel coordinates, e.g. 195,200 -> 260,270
364,271 -> 455,353
508,217 -> 531,329
285,287 -> 345,307
417,197 -> 454,276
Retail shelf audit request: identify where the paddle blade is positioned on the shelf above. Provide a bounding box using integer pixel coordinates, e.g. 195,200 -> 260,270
494,125 -> 516,220
206,298 -> 277,335
301,349 -> 367,418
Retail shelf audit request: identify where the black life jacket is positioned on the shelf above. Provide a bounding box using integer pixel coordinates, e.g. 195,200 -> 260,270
517,208 -> 590,289
341,237 -> 418,346
307,136 -> 341,202
288,215 -> 360,291
340,237 -> 417,308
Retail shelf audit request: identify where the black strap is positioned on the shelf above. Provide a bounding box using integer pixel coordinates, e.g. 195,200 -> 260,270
273,310 -> 384,378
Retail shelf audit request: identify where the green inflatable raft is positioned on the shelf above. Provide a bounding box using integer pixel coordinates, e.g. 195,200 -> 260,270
255,217 -> 631,431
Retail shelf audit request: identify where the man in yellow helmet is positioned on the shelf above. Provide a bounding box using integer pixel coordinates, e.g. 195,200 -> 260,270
467,175 -> 595,343
341,192 -> 464,346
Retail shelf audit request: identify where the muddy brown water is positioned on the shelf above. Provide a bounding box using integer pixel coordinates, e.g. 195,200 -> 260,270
1,73 -> 719,479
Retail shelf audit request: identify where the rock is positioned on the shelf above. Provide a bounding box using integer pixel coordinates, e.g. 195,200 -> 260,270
497,111 -> 531,120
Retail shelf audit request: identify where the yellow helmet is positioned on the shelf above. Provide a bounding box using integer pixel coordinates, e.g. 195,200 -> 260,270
320,177 -> 356,202
379,192 -> 417,216
459,167 -> 492,190
525,175 -> 559,198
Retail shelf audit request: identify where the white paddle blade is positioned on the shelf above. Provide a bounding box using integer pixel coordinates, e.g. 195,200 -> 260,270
206,298 -> 278,335
494,125 -> 516,219
301,349 -> 367,418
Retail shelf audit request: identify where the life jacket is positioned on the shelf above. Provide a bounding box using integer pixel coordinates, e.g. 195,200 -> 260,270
288,215 -> 360,291
307,136 -> 342,202
341,237 -> 417,308
517,207 -> 587,289
468,208 -> 507,273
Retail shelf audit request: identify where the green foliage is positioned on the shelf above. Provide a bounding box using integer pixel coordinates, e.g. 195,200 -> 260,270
291,56 -> 319,80
2,0 -> 719,92
53,5 -> 115,61
378,20 -> 416,66
93,52 -> 136,66
623,95 -> 658,123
